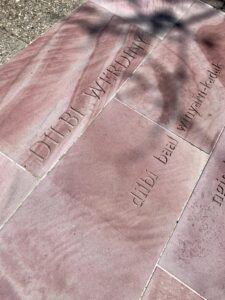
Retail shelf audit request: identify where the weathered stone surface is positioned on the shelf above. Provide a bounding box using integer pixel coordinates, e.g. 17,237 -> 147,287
0,1 -> 157,177
93,0 -> 194,38
0,152 -> 36,227
117,2 -> 225,153
0,100 -> 207,299
143,267 -> 204,300
160,130 -> 225,300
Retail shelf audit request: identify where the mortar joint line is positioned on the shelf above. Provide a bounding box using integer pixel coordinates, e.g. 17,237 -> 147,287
138,126 -> 224,299
157,264 -> 208,300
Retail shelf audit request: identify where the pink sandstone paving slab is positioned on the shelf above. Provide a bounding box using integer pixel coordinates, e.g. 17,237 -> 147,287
117,1 -> 225,154
142,267 -> 204,300
0,152 -> 36,228
92,0 -> 194,37
0,1 -> 158,178
0,100 -> 207,299
159,129 -> 225,300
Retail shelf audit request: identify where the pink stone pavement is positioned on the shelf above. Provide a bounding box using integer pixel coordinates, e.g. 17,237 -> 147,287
0,1 -> 224,299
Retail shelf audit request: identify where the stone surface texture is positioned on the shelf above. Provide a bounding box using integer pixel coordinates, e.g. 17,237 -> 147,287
0,153 -> 36,228
160,130 -> 225,300
0,1 -> 223,64
142,267 -> 204,300
0,0 -> 224,299
0,100 -> 207,299
117,1 -> 225,153
0,1 -> 156,177
93,0 -> 194,37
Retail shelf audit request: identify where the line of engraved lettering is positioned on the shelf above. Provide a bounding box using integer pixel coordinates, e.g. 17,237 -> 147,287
50,126 -> 65,137
115,56 -> 131,68
102,71 -> 116,83
83,80 -> 106,100
212,166 -> 225,207
134,31 -> 151,45
177,62 -> 223,132
127,42 -> 145,56
153,135 -> 178,165
28,107 -> 84,163
44,132 -> 60,145
83,30 -> 151,101
99,76 -> 111,85
70,106 -> 85,116
123,50 -> 136,59
59,111 -> 80,128
107,64 -> 121,76
28,30 -> 151,165
30,141 -> 52,162
131,170 -> 158,207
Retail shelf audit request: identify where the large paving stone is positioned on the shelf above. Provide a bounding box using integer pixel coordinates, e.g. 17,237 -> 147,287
160,129 -> 225,300
0,152 -> 36,228
0,99 -> 207,299
93,0 -> 194,38
0,1 -> 157,177
117,1 -> 225,153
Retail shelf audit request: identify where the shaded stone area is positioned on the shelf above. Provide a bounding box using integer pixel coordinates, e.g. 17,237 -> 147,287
203,0 -> 225,10
0,100 -> 207,299
0,1 -> 155,177
143,267 -> 203,300
0,0 -> 224,64
0,0 -> 224,299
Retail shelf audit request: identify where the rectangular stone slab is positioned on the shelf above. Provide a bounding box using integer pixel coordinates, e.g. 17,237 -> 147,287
0,1 -> 158,177
0,153 -> 36,228
0,100 -> 207,299
117,2 -> 225,153
92,0 -> 193,38
142,267 -> 203,300
159,129 -> 225,300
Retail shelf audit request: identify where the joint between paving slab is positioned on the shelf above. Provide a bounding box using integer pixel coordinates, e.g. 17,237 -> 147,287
115,97 -> 210,156
198,0 -> 225,12
138,128 -> 225,300
138,193 -> 195,299
0,150 -> 32,174
171,125 -> 225,228
0,178 -> 40,232
138,126 -> 225,299
156,265 -> 208,300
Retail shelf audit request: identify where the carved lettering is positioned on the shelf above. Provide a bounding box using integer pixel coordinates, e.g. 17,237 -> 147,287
30,141 -> 52,162
83,29 -> 151,101
84,80 -> 106,99
212,170 -> 225,207
27,106 -> 84,165
107,64 -> 121,77
44,132 -> 60,145
59,110 -> 80,128
27,29 -> 152,166
154,135 -> 178,165
134,32 -> 150,45
177,62 -> 223,133
131,170 -> 158,207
